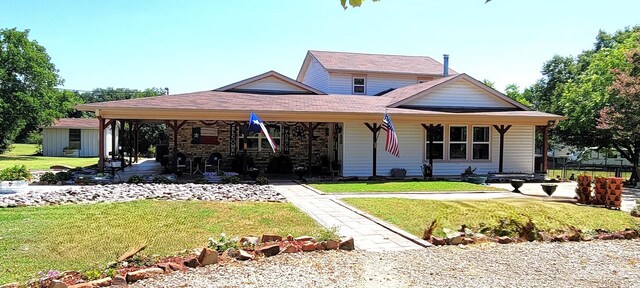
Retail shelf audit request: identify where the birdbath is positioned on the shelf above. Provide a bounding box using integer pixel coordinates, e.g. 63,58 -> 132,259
510,179 -> 525,193
540,183 -> 558,196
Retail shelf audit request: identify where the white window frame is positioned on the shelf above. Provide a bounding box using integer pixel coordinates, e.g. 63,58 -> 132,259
240,124 -> 282,152
69,129 -> 81,150
448,125 -> 468,160
424,125 -> 445,161
471,125 -> 491,161
352,76 -> 366,94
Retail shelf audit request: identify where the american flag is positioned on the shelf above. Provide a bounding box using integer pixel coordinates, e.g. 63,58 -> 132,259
381,113 -> 399,157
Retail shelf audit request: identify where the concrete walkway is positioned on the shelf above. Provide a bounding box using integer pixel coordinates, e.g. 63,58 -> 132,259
273,183 -> 426,251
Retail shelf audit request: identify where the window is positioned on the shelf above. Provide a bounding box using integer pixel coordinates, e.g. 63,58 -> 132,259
425,125 -> 444,160
449,126 -> 467,160
353,77 -> 366,94
69,129 -> 81,149
472,126 -> 490,160
239,125 -> 282,151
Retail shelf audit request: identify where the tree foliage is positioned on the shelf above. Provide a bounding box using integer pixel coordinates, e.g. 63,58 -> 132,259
0,28 -> 79,153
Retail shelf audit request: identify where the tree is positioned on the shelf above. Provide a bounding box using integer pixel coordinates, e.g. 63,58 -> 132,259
0,28 -> 79,153
482,79 -> 495,89
597,46 -> 640,183
504,83 -> 532,107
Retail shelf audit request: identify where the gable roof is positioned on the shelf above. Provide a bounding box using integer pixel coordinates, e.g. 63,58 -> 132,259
297,50 -> 457,80
216,70 -> 325,95
45,118 -> 99,129
384,74 -> 532,111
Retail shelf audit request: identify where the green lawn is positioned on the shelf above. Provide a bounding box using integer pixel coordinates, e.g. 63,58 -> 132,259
342,198 -> 639,238
547,168 -> 631,180
309,181 -> 504,193
0,200 -> 322,283
0,144 -> 98,170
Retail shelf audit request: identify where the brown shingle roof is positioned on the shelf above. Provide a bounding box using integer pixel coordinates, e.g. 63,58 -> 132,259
308,50 -> 457,76
46,118 -> 98,129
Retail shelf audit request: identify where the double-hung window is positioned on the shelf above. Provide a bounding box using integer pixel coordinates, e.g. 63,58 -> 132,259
449,126 -> 467,160
353,77 -> 366,94
68,129 -> 81,149
425,125 -> 444,160
240,125 -> 282,151
472,126 -> 490,160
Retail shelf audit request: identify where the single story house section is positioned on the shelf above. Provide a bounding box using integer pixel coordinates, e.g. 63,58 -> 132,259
76,51 -> 564,177
42,118 -> 118,158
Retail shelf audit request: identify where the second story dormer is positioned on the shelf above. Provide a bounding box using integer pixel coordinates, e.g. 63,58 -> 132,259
296,50 -> 456,96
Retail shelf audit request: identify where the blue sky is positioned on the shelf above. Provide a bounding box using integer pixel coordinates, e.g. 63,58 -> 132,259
1,0 -> 639,94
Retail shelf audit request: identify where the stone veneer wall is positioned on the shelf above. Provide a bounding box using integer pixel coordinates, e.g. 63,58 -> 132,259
167,121 -> 330,169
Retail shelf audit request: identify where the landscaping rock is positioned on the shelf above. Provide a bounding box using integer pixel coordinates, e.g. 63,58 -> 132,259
325,240 -> 339,250
88,277 -> 112,287
339,237 -> 355,251
463,237 -> 475,245
48,280 -> 68,288
302,241 -> 317,252
0,283 -> 20,288
183,257 -> 201,268
315,242 -> 326,250
240,236 -> 260,246
280,244 -> 298,253
168,262 -> 187,271
446,233 -> 464,245
111,275 -> 127,286
261,234 -> 282,243
223,247 -> 239,259
294,236 -> 314,242
622,229 -> 638,239
256,244 -> 280,257
237,249 -> 254,260
68,283 -> 92,288
198,247 -> 218,266
497,236 -> 513,244
430,236 -> 447,246
156,262 -> 173,273
286,234 -> 294,241
126,267 -> 164,283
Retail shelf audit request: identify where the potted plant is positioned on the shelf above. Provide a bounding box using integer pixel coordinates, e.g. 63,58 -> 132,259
510,179 -> 525,193
246,167 -> 260,180
461,166 -> 476,182
62,146 -> 79,157
294,165 -> 307,180
0,165 -> 32,193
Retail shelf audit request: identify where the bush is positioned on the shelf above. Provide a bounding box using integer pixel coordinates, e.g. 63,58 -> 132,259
152,176 -> 173,184
127,175 -> 146,184
315,226 -> 340,242
0,165 -> 32,181
220,175 -> 241,184
255,176 -> 269,185
207,233 -> 238,252
40,172 -> 57,184
231,155 -> 255,174
55,171 -> 73,182
267,155 -> 293,174
192,177 -> 209,184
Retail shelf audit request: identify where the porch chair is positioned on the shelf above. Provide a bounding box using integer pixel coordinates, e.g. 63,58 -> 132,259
176,152 -> 189,174
205,153 -> 223,173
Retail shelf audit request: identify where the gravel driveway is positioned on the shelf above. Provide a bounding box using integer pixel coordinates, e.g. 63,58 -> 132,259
131,240 -> 640,288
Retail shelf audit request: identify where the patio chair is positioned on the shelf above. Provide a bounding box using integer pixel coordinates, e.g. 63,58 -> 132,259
205,153 -> 223,173
176,152 -> 189,174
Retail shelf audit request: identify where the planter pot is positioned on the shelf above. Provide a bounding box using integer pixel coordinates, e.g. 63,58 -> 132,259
541,184 -> 558,196
294,169 -> 307,180
467,176 -> 487,185
0,180 -> 28,193
461,173 -> 473,182
62,149 -> 79,158
510,179 -> 525,193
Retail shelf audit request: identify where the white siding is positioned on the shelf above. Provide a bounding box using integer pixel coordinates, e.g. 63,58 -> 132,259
403,79 -> 516,108
327,73 -> 420,96
42,128 -> 101,157
236,76 -> 309,93
301,58 -> 330,93
342,122 -> 535,177
42,128 -> 69,157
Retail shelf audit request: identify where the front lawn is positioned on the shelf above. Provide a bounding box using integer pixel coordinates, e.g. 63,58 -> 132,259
342,198 -> 639,238
309,181 -> 504,193
0,200 -> 322,283
0,144 -> 98,170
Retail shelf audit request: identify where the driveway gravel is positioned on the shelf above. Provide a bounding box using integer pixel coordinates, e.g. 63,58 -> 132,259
131,240 -> 640,288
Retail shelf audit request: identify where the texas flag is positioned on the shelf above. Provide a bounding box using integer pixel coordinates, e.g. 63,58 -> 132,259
248,112 -> 278,153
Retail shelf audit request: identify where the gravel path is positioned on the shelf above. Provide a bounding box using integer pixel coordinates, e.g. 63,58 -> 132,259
0,183 -> 285,207
131,240 -> 640,288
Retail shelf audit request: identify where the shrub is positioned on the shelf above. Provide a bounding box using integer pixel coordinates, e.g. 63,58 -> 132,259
192,177 -> 210,184
267,155 -> 293,174
207,233 -> 238,252
315,226 -> 340,242
40,172 -> 58,184
0,165 -> 33,181
231,154 -> 255,174
55,171 -> 73,182
83,269 -> 102,281
127,175 -> 146,184
152,176 -> 173,184
220,175 -> 241,184
255,176 -> 269,185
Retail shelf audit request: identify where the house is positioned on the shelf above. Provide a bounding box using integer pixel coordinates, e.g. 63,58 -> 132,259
42,118 -> 118,158
76,50 -> 564,177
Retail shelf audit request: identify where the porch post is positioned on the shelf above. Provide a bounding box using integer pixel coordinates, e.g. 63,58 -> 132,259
421,123 -> 442,177
364,123 -> 382,177
542,125 -> 549,174
166,120 -> 188,171
128,121 -> 133,165
493,125 -> 512,173
111,120 -> 117,160
98,116 -> 105,173
134,121 -> 139,163
301,122 -> 321,176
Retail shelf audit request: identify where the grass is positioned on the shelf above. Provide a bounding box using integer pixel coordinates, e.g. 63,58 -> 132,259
547,168 -> 631,180
0,144 -> 98,170
309,181 -> 504,193
0,200 -> 322,283
342,198 -> 640,238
